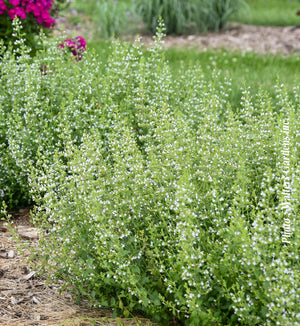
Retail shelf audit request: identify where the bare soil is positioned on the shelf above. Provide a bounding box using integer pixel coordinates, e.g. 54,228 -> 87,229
139,23 -> 300,55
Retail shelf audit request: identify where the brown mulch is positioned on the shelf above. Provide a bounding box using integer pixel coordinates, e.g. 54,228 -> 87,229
137,23 -> 300,55
0,208 -> 156,326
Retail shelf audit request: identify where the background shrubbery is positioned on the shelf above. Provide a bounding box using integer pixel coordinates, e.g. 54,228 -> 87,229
136,0 -> 246,34
1,23 -> 299,325
70,0 -> 138,39
69,0 -> 247,37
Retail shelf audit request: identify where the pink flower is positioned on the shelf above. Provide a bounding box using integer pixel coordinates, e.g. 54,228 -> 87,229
9,0 -> 20,6
41,10 -> 50,19
58,39 -> 75,50
32,2 -> 42,16
8,6 -> 26,19
25,2 -> 43,16
65,38 -> 76,48
75,36 -> 86,51
43,17 -> 55,27
36,16 -> 43,24
0,0 -> 8,12
25,3 -> 36,13
1,0 -> 56,30
71,50 -> 78,56
58,36 -> 87,61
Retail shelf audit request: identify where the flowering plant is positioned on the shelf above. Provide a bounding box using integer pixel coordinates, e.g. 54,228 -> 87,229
58,36 -> 87,61
40,36 -> 86,76
0,0 -> 55,27
0,0 -> 66,54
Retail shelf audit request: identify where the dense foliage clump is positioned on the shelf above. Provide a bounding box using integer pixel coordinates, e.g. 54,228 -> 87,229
0,0 -> 66,53
1,23 -> 299,325
136,0 -> 246,34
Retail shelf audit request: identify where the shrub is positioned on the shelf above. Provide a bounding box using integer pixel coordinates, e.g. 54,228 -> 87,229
0,22 -> 91,207
0,0 -> 66,53
207,0 -> 247,30
30,88 -> 299,325
136,0 -> 199,34
25,32 -> 299,325
136,0 -> 246,34
1,23 -> 299,325
93,0 -> 136,38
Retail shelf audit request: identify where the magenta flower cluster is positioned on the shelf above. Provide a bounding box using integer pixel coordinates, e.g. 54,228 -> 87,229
58,36 -> 87,60
0,0 -> 55,28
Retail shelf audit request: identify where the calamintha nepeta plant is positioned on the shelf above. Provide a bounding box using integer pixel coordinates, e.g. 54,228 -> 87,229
1,23 -> 299,325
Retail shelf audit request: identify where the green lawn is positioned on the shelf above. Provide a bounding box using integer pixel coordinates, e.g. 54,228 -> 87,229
233,0 -> 300,26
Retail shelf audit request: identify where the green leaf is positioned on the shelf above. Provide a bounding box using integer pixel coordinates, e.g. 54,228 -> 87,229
150,291 -> 161,306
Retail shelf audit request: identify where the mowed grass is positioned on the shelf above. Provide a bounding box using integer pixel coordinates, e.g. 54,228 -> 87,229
234,0 -> 300,26
89,40 -> 300,108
